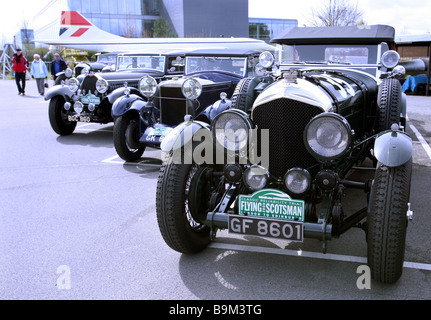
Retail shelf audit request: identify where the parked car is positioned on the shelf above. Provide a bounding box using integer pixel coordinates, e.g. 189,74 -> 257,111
54,52 -> 117,85
74,51 -> 121,75
45,49 -> 188,135
112,46 -> 274,161
156,25 -> 413,284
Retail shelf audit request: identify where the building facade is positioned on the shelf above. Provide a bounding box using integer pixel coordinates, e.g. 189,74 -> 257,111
249,18 -> 298,41
30,0 -> 294,44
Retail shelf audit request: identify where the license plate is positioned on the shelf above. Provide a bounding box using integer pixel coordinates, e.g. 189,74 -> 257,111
81,94 -> 100,105
151,127 -> 172,136
228,215 -> 303,242
68,115 -> 91,122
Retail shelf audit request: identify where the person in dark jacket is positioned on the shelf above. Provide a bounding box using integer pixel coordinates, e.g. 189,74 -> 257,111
12,49 -> 28,95
50,53 -> 67,80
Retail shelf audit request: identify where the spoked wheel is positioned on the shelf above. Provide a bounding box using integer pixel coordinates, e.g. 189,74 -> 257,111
367,159 -> 412,284
48,96 -> 76,135
156,161 -> 210,254
113,113 -> 145,161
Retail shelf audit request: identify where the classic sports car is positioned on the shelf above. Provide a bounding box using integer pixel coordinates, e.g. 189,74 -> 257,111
111,46 -> 274,161
156,25 -> 413,284
45,49 -> 187,135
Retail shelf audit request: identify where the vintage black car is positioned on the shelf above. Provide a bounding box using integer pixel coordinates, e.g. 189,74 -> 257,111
46,49 -> 187,135
74,51 -> 121,75
155,25 -> 413,284
54,52 -> 118,86
112,46 -> 274,161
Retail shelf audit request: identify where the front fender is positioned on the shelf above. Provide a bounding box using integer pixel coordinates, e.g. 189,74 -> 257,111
111,94 -> 147,119
195,98 -> 232,123
107,87 -> 142,104
160,120 -> 211,153
374,130 -> 413,167
44,85 -> 74,101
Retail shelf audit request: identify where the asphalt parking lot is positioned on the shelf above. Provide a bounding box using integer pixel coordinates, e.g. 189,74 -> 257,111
1,79 -> 431,301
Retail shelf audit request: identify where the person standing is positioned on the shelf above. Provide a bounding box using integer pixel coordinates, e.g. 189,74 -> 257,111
12,49 -> 28,95
31,54 -> 49,96
50,53 -> 67,81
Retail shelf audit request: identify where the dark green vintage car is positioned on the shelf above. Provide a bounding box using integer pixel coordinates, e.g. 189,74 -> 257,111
156,25 -> 413,284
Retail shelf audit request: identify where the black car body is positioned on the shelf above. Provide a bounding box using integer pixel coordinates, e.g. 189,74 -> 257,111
111,46 -> 275,161
156,25 -> 414,284
45,49 -> 187,135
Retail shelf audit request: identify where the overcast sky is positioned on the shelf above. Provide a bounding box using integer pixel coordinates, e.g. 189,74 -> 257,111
2,0 -> 431,44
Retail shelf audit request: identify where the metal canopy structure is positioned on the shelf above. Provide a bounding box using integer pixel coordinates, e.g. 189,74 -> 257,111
1,43 -> 15,80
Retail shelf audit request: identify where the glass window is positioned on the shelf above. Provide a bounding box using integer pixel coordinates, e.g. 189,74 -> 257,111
81,0 -> 91,13
107,0 -> 118,14
277,44 -> 379,76
325,47 -> 369,64
185,57 -> 247,77
100,18 -> 110,33
110,18 -> 120,35
90,0 -> 101,13
117,55 -> 166,72
117,0 -> 127,14
128,0 -> 140,14
68,0 -> 81,11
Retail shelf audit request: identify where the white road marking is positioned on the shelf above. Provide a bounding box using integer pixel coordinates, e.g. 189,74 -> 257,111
76,123 -> 95,129
75,128 -> 113,133
407,116 -> 431,160
101,155 -> 124,164
208,242 -> 431,271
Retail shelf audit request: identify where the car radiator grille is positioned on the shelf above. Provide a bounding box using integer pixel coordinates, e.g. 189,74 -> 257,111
159,86 -> 186,125
252,98 -> 322,178
80,76 -> 98,95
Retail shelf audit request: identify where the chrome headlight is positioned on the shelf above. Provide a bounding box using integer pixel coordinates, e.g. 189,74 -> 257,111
65,68 -> 73,78
138,75 -> 157,98
212,110 -> 252,152
381,50 -> 400,69
304,113 -> 351,161
284,168 -> 311,195
73,101 -> 84,114
81,66 -> 90,75
96,78 -> 109,94
243,165 -> 269,191
67,78 -> 79,93
258,51 -> 275,68
182,78 -> 202,100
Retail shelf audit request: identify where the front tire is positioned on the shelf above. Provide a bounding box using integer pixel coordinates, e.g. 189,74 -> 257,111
367,159 -> 412,284
156,162 -> 210,254
48,96 -> 76,135
377,78 -> 402,132
113,114 -> 145,161
230,77 -> 260,112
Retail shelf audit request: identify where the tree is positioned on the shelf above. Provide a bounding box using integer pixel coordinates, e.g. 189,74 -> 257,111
153,17 -> 177,38
308,0 -> 364,27
122,14 -> 137,38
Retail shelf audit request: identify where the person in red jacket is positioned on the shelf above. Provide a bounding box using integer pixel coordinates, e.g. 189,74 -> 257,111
12,49 -> 29,95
